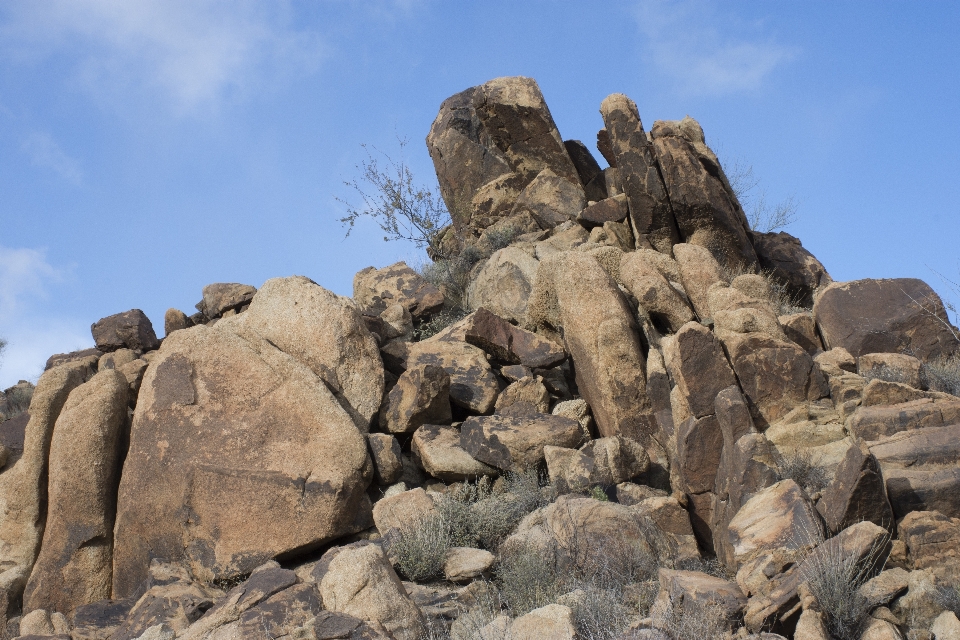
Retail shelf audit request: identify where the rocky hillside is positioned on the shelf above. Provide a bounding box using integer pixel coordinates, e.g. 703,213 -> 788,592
1,76 -> 959,640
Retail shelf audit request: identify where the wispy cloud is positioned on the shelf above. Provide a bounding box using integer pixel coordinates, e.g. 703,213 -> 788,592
635,0 -> 797,96
0,0 -> 328,114
0,246 -> 65,321
0,320 -> 91,386
21,131 -> 83,184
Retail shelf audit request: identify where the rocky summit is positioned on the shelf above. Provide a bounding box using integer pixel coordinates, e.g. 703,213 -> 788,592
1,75 -> 959,640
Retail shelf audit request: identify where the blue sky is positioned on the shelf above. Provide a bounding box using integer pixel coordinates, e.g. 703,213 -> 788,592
1,0 -> 958,387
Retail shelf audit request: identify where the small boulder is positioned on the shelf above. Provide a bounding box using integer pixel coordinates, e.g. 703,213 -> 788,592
196,283 -> 256,319
510,603 -> 576,640
163,309 -> 193,336
578,194 -> 628,225
672,243 -> 725,320
457,307 -> 566,369
405,340 -> 499,414
91,309 -> 160,353
353,262 -> 444,320
367,434 -> 403,485
817,440 -> 893,534
443,548 -> 495,582
511,168 -> 586,229
380,364 -> 452,434
372,488 -> 436,534
467,246 -> 541,325
750,231 -> 831,307
898,511 -> 960,584
495,376 -> 550,415
411,424 -> 497,482
460,413 -> 583,471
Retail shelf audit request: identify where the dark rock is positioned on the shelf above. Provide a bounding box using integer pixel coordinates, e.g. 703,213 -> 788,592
44,347 -> 102,371
163,308 -> 194,336
91,309 -> 159,352
651,117 -> 757,270
367,434 -> 403,485
814,278 -> 960,360
380,364 -> 452,434
459,307 -> 566,368
578,194 -> 628,226
663,322 -> 738,419
111,577 -> 221,640
70,598 -> 135,640
750,231 -> 831,307
405,340 -> 499,414
599,93 -> 679,253
460,413 -> 582,471
509,168 -> 585,230
196,283 -> 256,319
564,139 -> 607,202
237,583 -> 320,638
817,441 -> 893,534
596,128 -> 616,167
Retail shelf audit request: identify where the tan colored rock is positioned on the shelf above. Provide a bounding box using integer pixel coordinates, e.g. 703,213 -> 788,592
510,168 -> 585,229
615,482 -> 669,505
367,434 -> 403,486
860,379 -> 947,407
780,312 -> 823,354
532,251 -> 655,443
793,608 -> 830,640
20,608 -> 56,635
599,94 -> 679,253
620,252 -> 695,333
317,542 -> 426,640
814,346 -> 858,375
443,547 -> 495,582
379,303 -> 414,342
164,309 -> 194,336
653,568 -> 746,623
581,436 -> 650,485
709,284 -> 786,342
859,568 -> 910,609
468,246 -> 540,324
230,276 -> 384,430
461,413 -> 582,471
533,222 -> 590,261
651,118 -> 757,269
859,617 -> 903,640
672,244 -> 726,321
848,397 -> 960,441
380,364 -> 452,434
898,511 -> 960,584
98,347 -> 137,370
353,262 -> 444,320
722,332 -> 828,426
543,445 -> 594,490
197,283 -> 256,320
495,376 -> 550,415
633,497 -> 700,562
510,603 -> 576,640
111,320 -> 373,597
814,278 -> 959,360
23,369 -> 128,615
931,611 -> 960,640
115,567 -> 224,639
662,322 -> 737,419
372,488 -> 435,534
412,424 -> 497,482
0,357 -> 96,600
727,480 -> 824,570
406,340 -> 498,414
858,352 -> 923,388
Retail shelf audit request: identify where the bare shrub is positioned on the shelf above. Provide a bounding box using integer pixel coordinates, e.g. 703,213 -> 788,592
720,263 -> 808,315
388,512 -> 452,582
799,532 -> 889,640
449,582 -> 506,640
655,598 -> 731,640
777,449 -> 829,495
482,225 -> 522,253
724,158 -> 799,233
923,356 -> 960,397
674,556 -> 732,581
571,583 -> 632,640
495,542 -> 562,616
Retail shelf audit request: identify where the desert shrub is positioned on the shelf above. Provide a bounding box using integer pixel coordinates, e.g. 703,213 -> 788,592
448,582 -> 505,640
923,356 -> 960,397
0,383 -> 34,422
675,556 -> 732,581
388,512 -> 453,582
778,449 -> 829,495
414,246 -> 485,340
588,486 -> 609,502
655,598 -> 730,640
799,534 -> 889,640
720,263 -> 808,315
862,364 -> 912,386
412,307 -> 471,341
725,158 -> 799,233
571,583 -> 632,640
495,542 -> 562,616
482,225 -> 522,253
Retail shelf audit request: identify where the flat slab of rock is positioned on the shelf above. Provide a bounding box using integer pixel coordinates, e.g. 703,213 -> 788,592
454,307 -> 566,368
380,364 -> 451,434
578,194 -> 628,225
460,413 -> 582,471
353,262 -> 444,320
91,309 -> 160,353
814,278 -> 959,360
412,424 -> 497,482
443,547 -> 495,582
196,283 -> 256,319
848,397 -> 960,441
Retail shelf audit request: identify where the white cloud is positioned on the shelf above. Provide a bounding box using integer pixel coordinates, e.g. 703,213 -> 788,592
0,246 -> 65,321
0,0 -> 328,114
21,131 -> 83,184
635,0 -> 797,96
0,320 -> 92,387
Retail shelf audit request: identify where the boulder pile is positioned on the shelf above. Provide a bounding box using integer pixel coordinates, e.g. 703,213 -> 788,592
1,76 -> 959,640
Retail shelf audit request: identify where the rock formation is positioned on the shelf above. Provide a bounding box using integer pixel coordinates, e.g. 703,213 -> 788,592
0,75 -> 958,639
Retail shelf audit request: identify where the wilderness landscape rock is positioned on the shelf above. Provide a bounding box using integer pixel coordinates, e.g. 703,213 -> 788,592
2,75 -> 960,640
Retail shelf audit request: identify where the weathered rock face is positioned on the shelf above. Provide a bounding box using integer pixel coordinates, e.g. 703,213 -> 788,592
599,94 -> 678,253
672,243 -> 725,320
367,434 -> 403,486
511,168 -> 585,230
0,357 -> 97,600
564,139 -> 607,202
817,440 -> 893,534
197,283 -> 257,320
620,252 -> 695,333
372,488 -> 435,534
899,510 -> 960,584
750,231 -> 831,307
455,307 -> 566,369
163,308 -> 194,336
467,246 -> 540,324
112,313 -> 374,597
353,262 -> 445,320
316,542 -> 425,640
426,76 -> 579,237
460,413 -> 582,471
91,309 -> 160,353
532,251 -> 655,444
814,278 -> 960,360
405,340 -> 498,414
380,364 -> 452,434
411,424 -> 497,482
23,369 -> 128,615
651,117 -> 756,270
230,276 -> 384,431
